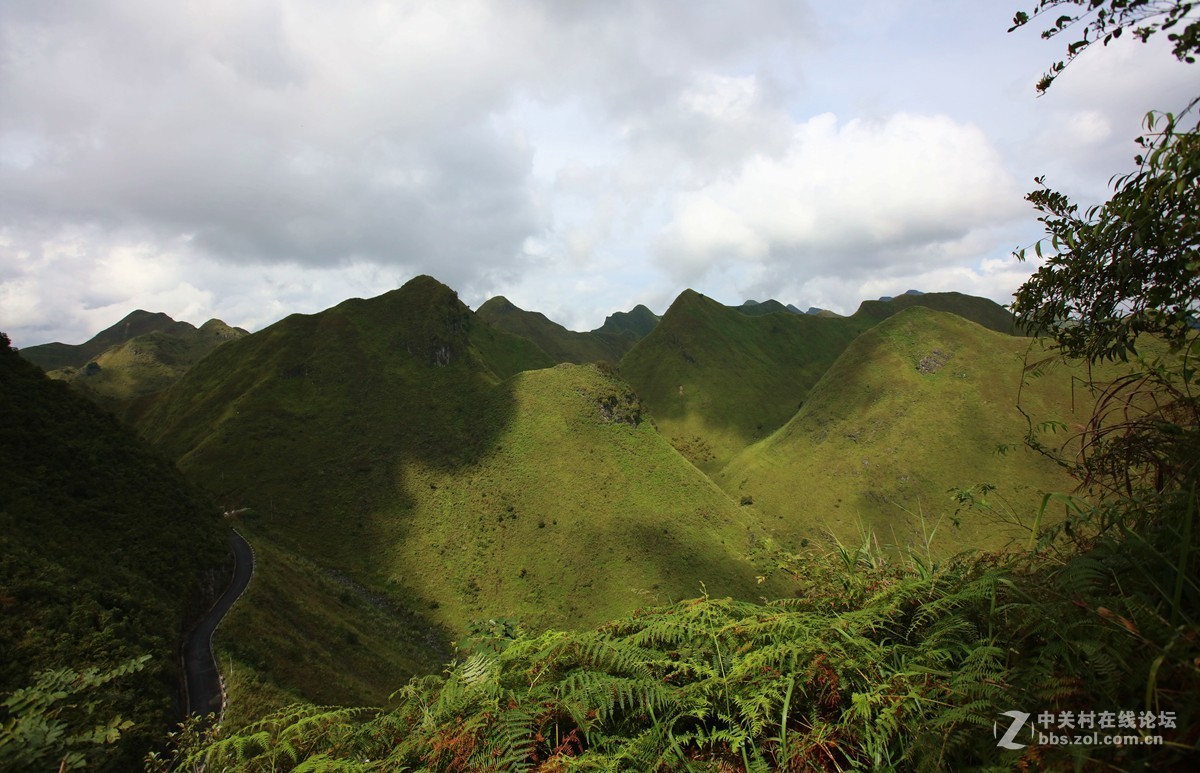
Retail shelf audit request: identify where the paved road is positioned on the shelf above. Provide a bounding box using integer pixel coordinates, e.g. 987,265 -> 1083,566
183,529 -> 254,717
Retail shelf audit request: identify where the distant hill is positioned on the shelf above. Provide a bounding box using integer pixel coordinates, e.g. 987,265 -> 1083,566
594,304 -> 660,339
735,299 -> 794,316
620,290 -> 862,472
19,310 -> 194,372
853,291 -> 1018,335
476,296 -> 642,364
875,289 -> 926,302
717,306 -> 1095,551
31,317 -> 248,417
135,277 -> 772,713
0,332 -> 226,767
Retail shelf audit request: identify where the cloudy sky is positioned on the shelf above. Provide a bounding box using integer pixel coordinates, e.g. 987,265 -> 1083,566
1,1 -> 1195,347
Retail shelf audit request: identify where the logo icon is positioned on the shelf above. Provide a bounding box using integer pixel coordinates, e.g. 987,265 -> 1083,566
995,710 -> 1031,750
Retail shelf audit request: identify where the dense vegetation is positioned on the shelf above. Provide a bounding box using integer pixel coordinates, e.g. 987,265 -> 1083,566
0,332 -> 227,769
6,1 -> 1197,767
163,509 -> 1198,769
156,1 -> 1200,768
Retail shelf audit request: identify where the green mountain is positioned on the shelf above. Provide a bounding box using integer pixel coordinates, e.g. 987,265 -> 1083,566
38,317 -> 248,418
735,299 -> 794,316
717,306 -> 1094,550
594,304 -> 660,338
134,277 -> 772,716
378,362 -> 772,633
852,290 -> 1019,335
0,332 -> 226,768
619,290 -> 863,472
19,310 -> 195,371
475,296 -> 640,364
619,290 -> 1024,473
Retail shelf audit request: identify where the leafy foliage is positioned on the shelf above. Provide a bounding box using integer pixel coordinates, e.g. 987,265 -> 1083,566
0,656 -> 149,771
166,519 -> 1200,769
1013,115 -> 1199,364
1011,0 -> 1200,496
1009,0 -> 1200,93
1005,2 -> 1200,764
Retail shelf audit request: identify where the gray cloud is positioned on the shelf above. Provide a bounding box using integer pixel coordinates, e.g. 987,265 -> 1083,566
1,1 -> 1194,347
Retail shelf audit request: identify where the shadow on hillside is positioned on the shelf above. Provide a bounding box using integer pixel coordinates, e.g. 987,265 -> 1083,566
135,289 -> 527,682
619,293 -> 1019,458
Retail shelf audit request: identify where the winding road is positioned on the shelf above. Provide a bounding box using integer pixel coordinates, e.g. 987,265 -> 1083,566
183,529 -> 254,718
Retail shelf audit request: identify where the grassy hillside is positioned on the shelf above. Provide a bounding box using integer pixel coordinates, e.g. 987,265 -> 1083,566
211,516 -> 454,730
135,277 -> 773,713
619,290 -> 862,472
379,362 -> 774,634
135,277 -> 548,559
19,310 -> 198,371
476,296 -> 639,364
620,290 -> 1023,474
718,306 -> 1098,551
0,332 -> 226,769
43,318 -> 247,418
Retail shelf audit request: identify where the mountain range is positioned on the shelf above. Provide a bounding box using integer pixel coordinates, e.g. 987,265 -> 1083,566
9,275 -> 1094,738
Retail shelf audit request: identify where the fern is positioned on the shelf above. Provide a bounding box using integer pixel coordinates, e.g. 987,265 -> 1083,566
167,500 -> 1200,771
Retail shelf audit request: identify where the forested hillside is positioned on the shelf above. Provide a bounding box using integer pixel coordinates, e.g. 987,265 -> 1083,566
0,333 -> 227,769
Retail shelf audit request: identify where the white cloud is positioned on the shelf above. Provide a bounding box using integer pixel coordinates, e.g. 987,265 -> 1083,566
0,1 -> 1195,346
655,112 -> 1024,283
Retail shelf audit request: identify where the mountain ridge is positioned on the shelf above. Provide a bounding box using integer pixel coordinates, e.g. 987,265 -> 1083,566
129,276 -> 779,716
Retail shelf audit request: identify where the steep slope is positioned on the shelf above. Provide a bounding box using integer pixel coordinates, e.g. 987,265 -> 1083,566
43,317 -> 248,417
476,296 -> 637,364
620,290 -> 1025,474
0,332 -> 226,768
718,307 -> 1093,552
619,290 -> 861,472
135,277 -> 770,714
136,277 -> 550,555
19,310 -> 194,371
383,363 -> 773,632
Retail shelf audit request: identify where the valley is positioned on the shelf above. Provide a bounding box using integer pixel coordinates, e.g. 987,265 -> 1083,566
4,275 -> 1179,769
4,0 -> 1196,764
11,277 -> 1089,719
